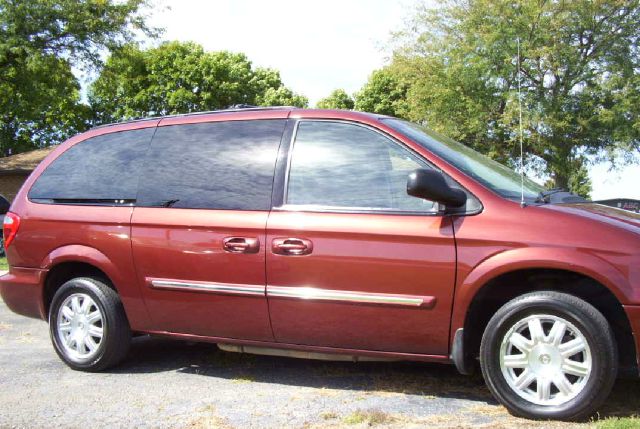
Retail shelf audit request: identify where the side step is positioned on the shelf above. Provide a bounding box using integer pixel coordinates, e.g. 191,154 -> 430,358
217,344 -> 395,362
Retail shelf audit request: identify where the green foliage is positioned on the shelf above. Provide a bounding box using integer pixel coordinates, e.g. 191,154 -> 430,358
354,68 -> 409,117
567,159 -> 593,199
596,417 -> 640,429
0,0 -> 157,156
0,54 -> 89,156
316,89 -> 354,110
255,87 -> 308,109
89,41 -> 308,123
385,0 -> 640,188
545,157 -> 593,198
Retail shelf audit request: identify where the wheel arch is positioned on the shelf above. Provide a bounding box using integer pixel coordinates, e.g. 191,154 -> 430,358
39,245 -> 150,331
451,248 -> 638,376
43,261 -> 114,317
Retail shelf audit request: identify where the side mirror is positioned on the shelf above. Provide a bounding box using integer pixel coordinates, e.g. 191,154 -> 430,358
407,169 -> 467,208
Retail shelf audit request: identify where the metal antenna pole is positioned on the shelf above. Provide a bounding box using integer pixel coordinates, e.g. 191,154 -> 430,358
517,37 -> 526,208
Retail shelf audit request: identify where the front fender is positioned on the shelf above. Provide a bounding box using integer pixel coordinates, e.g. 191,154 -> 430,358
450,246 -> 634,339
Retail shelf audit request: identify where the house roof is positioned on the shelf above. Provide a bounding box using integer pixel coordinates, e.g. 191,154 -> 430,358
0,146 -> 57,175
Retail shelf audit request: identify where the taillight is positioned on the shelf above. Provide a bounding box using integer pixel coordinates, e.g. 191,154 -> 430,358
3,212 -> 20,249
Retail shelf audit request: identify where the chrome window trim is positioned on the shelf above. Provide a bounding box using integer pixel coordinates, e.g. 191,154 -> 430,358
150,279 -> 265,296
267,286 -> 436,308
274,203 -> 444,216
279,119 -> 442,216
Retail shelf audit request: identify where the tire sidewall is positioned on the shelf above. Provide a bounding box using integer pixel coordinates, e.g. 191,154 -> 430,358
481,294 -> 616,420
49,278 -> 112,370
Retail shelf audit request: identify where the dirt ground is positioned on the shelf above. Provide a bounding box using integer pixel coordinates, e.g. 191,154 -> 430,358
0,300 -> 638,428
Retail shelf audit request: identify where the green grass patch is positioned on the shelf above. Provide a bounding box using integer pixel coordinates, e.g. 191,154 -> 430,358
0,257 -> 8,271
597,417 -> 640,429
343,409 -> 394,426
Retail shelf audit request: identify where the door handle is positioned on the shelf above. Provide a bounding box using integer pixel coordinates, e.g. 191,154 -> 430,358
272,238 -> 313,256
223,237 -> 260,254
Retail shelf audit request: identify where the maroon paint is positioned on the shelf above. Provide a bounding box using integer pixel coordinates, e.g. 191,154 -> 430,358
266,211 -> 455,354
130,208 -> 274,341
0,108 -> 639,367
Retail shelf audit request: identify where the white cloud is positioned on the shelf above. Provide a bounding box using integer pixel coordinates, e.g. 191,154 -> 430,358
590,161 -> 640,201
149,0 -> 411,104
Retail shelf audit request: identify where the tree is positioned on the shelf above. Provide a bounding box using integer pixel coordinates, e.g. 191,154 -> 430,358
354,68 -> 409,117
89,42 -> 308,123
0,0 -> 157,156
316,89 -> 354,109
386,0 -> 640,194
0,55 -> 88,156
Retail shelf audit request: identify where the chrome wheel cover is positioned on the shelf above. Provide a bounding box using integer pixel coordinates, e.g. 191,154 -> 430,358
499,314 -> 592,406
56,293 -> 105,363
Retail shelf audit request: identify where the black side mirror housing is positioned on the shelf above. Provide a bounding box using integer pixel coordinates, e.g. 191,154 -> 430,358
407,169 -> 467,208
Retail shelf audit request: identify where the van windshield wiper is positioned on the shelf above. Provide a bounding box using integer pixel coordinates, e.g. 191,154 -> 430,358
536,188 -> 587,204
536,188 -> 566,203
161,199 -> 180,208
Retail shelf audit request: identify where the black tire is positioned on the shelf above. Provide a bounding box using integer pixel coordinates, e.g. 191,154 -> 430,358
49,277 -> 131,372
479,291 -> 617,421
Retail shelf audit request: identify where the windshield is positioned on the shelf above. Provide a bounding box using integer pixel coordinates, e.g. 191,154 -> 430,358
383,119 -> 545,201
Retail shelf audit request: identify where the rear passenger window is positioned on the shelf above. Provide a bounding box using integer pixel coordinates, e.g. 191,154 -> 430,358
137,120 -> 285,210
286,121 -> 437,212
29,128 -> 155,203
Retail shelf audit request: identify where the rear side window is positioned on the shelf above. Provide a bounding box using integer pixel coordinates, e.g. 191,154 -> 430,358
137,120 -> 285,210
29,128 -> 155,203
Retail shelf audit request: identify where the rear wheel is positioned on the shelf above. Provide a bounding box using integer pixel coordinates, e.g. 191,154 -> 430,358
49,277 -> 131,371
480,291 -> 617,420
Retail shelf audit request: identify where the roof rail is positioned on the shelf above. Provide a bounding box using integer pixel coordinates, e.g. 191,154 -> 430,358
91,105 -> 297,129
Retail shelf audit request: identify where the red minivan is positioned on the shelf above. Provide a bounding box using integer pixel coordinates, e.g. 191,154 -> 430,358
1,107 -> 639,420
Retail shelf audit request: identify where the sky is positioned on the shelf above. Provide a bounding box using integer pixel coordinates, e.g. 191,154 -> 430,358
144,0 -> 638,200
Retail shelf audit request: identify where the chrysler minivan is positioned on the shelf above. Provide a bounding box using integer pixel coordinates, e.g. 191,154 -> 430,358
1,107 -> 639,420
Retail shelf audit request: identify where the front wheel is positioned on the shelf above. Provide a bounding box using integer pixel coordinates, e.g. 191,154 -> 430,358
480,291 -> 617,420
49,277 -> 131,371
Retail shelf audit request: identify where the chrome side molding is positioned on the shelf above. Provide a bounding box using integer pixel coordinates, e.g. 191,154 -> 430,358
267,286 -> 436,308
148,278 -> 436,308
149,279 -> 265,296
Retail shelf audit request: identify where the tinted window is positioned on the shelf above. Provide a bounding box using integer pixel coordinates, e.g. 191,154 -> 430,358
0,195 -> 9,213
286,121 -> 437,212
138,120 -> 285,210
29,128 -> 155,202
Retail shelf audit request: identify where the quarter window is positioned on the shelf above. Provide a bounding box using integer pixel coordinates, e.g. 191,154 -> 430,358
137,120 -> 285,210
286,121 -> 437,212
29,128 -> 155,203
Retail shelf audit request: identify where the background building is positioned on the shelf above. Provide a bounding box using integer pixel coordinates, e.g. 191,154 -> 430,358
594,198 -> 640,213
0,147 -> 56,202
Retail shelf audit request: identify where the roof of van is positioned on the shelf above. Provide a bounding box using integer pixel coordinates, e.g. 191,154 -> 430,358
92,106 -> 384,130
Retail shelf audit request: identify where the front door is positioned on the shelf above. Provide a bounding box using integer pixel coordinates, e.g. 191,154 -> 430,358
266,120 -> 457,355
131,118 -> 286,341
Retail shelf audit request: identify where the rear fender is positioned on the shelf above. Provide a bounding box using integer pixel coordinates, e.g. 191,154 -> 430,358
41,245 -> 151,330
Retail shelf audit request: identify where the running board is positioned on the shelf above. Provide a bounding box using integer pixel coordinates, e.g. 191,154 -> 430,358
217,343 -> 396,362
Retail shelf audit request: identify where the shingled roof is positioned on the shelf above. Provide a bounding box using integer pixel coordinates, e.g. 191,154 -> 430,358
0,146 -> 57,175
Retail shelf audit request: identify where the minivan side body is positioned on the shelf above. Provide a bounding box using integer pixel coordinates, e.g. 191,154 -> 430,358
1,108 -> 639,420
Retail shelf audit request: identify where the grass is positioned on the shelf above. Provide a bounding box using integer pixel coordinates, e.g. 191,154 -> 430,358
0,257 -> 7,271
596,417 -> 640,429
343,409 -> 395,426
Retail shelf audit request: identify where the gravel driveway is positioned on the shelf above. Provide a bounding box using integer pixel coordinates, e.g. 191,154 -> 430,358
0,299 -> 638,428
